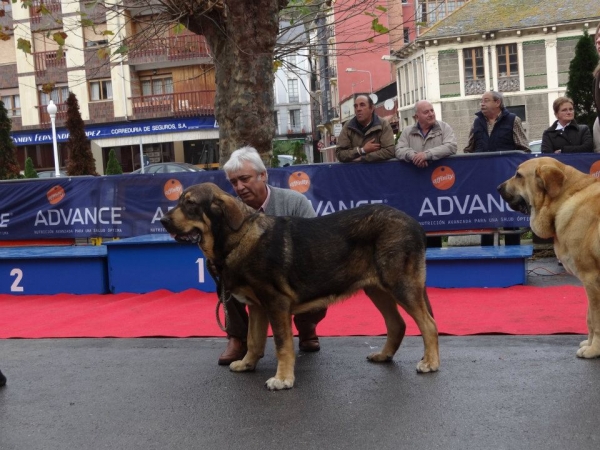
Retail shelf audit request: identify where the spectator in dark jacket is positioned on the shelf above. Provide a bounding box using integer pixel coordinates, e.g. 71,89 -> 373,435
541,97 -> 593,154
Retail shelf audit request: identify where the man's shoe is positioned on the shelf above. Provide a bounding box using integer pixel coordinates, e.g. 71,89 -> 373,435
299,336 -> 320,352
0,370 -> 6,387
218,337 -> 247,365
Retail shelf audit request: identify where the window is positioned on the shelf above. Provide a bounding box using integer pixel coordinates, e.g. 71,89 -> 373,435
287,79 -> 299,103
273,111 -> 278,130
506,105 -> 526,121
420,3 -> 427,23
141,77 -> 173,97
403,28 -> 410,44
286,53 -> 297,67
40,86 -> 69,105
497,44 -> 518,77
2,94 -> 20,117
463,47 -> 484,80
85,40 -> 109,48
90,79 -> 112,101
289,109 -> 300,130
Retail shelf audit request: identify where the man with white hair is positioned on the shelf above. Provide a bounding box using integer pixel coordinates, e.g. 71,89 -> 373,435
395,100 -> 457,169
217,146 -> 326,365
395,100 -> 457,247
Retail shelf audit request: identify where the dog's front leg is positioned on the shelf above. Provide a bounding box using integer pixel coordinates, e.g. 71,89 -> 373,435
265,310 -> 295,391
230,305 -> 268,372
576,288 -> 600,358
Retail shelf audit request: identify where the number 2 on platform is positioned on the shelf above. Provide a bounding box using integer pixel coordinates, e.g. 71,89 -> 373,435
10,268 -> 24,292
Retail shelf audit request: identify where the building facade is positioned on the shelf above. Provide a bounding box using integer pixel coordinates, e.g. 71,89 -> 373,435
1,1 -> 218,174
390,0 -> 600,150
274,22 -> 313,162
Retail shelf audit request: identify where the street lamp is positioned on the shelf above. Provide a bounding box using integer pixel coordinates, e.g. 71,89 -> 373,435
346,67 -> 372,93
47,100 -> 61,177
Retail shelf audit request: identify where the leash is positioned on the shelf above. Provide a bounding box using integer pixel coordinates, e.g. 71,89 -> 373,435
206,259 -> 228,332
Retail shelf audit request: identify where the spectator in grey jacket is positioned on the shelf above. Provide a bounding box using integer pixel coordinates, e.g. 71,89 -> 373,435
395,100 -> 457,168
395,101 -> 457,247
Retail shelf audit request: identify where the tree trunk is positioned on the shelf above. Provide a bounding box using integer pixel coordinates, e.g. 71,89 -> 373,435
185,1 -> 284,166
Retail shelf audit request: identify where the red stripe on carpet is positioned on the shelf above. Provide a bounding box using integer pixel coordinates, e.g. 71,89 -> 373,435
0,286 -> 588,339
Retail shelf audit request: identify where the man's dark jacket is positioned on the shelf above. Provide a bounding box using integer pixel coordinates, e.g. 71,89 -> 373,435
471,109 -> 516,152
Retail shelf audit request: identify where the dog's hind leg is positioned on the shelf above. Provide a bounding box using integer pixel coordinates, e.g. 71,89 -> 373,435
396,286 -> 440,373
364,286 -> 406,362
265,310 -> 296,391
230,305 -> 268,372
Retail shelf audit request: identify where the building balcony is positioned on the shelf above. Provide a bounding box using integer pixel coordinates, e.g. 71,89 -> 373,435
29,0 -> 62,31
38,102 -> 67,128
34,49 -> 67,76
128,35 -> 212,70
30,0 -> 61,22
129,90 -> 216,119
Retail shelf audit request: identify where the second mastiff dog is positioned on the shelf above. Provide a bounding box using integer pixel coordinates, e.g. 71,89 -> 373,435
161,183 -> 440,390
498,157 -> 600,359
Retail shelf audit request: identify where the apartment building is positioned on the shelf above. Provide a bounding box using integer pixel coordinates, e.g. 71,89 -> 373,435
274,21 -> 313,162
1,1 -> 218,174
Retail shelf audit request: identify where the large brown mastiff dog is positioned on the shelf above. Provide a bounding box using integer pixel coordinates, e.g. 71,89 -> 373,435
161,183 -> 440,390
498,157 -> 600,359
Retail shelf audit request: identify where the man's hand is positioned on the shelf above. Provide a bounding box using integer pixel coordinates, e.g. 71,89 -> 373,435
363,139 -> 381,154
412,152 -> 429,168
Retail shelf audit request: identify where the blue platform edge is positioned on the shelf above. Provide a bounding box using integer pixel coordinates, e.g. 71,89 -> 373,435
0,246 -> 106,259
426,245 -> 533,260
104,233 -> 177,246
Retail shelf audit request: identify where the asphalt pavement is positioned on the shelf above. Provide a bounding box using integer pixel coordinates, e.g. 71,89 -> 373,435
1,255 -> 598,450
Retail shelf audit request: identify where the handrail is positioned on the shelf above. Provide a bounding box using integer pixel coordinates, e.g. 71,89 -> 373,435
129,90 -> 216,117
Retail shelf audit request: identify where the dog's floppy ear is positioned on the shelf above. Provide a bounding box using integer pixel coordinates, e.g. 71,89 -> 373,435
210,194 -> 245,231
536,164 -> 565,198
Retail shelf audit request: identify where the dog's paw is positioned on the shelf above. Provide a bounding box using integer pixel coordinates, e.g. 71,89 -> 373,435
366,352 -> 393,363
576,345 -> 600,359
579,339 -> 590,348
265,377 -> 294,391
229,360 -> 256,372
416,358 -> 440,373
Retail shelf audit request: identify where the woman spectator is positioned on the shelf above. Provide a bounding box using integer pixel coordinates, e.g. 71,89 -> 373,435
594,22 -> 600,151
541,96 -> 593,154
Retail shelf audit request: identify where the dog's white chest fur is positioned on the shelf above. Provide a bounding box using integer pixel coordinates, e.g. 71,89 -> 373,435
232,293 -> 252,305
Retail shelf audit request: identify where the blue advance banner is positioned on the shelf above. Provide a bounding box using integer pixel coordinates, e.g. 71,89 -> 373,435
10,116 -> 217,146
1,153 -> 599,240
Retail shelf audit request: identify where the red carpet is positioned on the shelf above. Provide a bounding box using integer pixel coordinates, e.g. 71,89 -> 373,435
0,286 -> 588,339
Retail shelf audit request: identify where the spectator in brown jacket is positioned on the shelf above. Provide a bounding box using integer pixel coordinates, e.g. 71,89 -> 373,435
335,94 -> 395,162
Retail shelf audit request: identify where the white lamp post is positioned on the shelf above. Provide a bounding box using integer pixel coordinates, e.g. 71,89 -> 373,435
47,100 -> 61,177
346,67 -> 373,93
